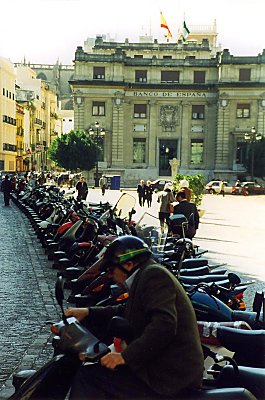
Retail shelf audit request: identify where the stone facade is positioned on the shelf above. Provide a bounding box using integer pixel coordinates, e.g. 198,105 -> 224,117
16,61 -> 74,110
16,66 -> 59,172
69,36 -> 265,186
0,57 -> 17,172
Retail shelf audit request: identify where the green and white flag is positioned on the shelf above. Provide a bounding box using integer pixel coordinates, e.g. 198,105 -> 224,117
182,20 -> 190,42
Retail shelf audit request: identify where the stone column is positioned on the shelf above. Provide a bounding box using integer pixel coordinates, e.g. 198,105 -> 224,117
180,102 -> 190,169
169,158 -> 180,179
215,99 -> 230,169
148,100 -> 158,168
112,100 -> 124,165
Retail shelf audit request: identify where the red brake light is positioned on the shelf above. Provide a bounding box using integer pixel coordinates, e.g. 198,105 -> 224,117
51,324 -> 59,335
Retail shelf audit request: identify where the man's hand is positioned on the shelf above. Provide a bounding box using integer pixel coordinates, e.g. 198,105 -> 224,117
100,352 -> 125,370
64,307 -> 89,321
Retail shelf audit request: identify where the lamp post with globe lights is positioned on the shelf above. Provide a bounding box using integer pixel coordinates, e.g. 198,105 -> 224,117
89,121 -> 105,187
244,127 -> 262,181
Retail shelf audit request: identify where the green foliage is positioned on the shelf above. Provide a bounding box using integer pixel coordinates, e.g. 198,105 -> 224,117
48,130 -> 101,172
172,173 -> 205,207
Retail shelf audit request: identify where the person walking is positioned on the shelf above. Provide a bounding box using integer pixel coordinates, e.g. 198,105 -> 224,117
136,179 -> 145,207
179,179 -> 192,202
157,183 -> 175,232
38,172 -> 46,185
1,175 -> 12,206
144,180 -> 153,208
76,176 -> 88,201
173,191 -> 200,239
219,180 -> 225,197
99,174 -> 107,196
65,236 -> 204,400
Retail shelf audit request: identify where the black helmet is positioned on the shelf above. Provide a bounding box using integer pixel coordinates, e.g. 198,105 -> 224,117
100,235 -> 151,272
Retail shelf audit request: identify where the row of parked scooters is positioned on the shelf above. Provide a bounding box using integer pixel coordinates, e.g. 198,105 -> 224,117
8,183 -> 265,399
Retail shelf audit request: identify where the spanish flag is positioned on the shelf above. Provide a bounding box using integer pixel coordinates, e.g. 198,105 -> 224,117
160,12 -> 173,41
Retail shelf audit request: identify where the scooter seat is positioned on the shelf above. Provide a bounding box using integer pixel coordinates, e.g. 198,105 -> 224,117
180,275 -> 229,285
217,326 -> 265,349
217,327 -> 265,367
180,266 -> 210,276
182,258 -> 209,269
217,365 -> 265,399
56,258 -> 72,267
180,387 -> 256,399
53,251 -> 67,261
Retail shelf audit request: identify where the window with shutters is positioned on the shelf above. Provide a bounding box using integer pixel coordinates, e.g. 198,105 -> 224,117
135,70 -> 147,83
192,105 -> 205,119
134,104 -> 147,118
191,139 -> 204,164
93,67 -> 105,80
236,104 -> 250,118
161,71 -> 180,83
194,71 -> 206,83
92,101 -> 105,116
239,69 -> 251,81
133,138 -> 146,163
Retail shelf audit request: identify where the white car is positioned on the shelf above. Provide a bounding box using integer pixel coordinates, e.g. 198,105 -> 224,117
205,181 -> 233,194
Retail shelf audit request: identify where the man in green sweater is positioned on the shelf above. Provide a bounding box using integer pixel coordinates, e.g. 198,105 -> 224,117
65,236 -> 204,399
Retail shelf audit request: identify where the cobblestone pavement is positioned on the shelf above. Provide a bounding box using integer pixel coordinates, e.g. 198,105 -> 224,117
0,190 -> 264,399
0,194 -> 60,399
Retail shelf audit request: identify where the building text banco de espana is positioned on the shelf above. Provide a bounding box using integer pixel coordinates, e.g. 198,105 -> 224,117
131,91 -> 209,98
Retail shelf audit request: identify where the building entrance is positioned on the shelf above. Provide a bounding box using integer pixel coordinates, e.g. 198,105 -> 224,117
159,140 -> 178,176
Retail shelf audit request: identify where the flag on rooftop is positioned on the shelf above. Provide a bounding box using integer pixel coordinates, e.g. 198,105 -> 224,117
180,20 -> 190,42
160,12 -> 173,41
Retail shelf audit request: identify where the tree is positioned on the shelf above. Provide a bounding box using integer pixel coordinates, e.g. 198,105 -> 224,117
172,173 -> 205,207
48,130 -> 101,171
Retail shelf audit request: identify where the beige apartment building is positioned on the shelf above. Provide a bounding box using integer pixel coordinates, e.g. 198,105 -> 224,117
0,57 -> 17,172
70,32 -> 265,186
15,65 -> 59,172
16,103 -> 25,172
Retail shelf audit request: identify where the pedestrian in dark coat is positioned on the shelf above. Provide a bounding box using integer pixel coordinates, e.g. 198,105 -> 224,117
137,179 -> 145,207
173,191 -> 200,238
1,175 -> 12,206
76,176 -> 88,201
144,180 -> 153,207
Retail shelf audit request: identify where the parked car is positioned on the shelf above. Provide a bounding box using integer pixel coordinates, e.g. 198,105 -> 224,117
204,180 -> 234,194
150,179 -> 173,192
232,181 -> 265,195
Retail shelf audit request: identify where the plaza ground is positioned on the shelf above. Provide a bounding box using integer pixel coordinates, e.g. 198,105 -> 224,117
86,187 -> 265,281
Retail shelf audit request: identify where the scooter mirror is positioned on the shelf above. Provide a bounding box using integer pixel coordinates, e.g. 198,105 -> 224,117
252,291 -> 264,318
228,272 -> 241,286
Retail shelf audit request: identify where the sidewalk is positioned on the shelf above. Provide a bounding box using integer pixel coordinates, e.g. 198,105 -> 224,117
0,195 -> 60,399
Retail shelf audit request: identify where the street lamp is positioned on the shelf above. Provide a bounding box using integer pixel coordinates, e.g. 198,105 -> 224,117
244,127 -> 262,181
89,121 -> 105,187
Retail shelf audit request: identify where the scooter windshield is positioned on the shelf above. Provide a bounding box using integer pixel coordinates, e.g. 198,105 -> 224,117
113,193 -> 136,220
134,212 -> 168,254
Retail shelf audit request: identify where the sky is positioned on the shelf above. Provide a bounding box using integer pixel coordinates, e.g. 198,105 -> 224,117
1,0 -> 265,65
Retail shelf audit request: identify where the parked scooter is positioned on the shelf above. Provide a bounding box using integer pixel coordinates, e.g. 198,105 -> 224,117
9,277 -> 262,400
